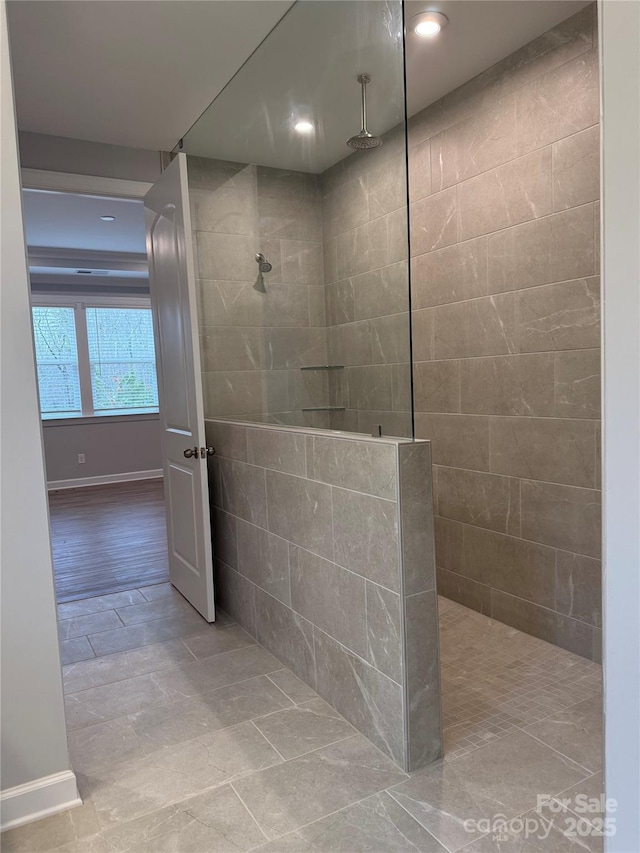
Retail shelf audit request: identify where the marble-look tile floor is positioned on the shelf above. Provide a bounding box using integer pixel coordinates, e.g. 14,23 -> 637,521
3,588 -> 604,853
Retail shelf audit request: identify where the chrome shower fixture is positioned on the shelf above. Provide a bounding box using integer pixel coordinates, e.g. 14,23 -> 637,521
346,74 -> 383,151
255,253 -> 273,273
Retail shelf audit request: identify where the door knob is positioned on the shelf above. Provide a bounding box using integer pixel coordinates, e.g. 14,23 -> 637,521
200,446 -> 216,458
183,446 -> 198,458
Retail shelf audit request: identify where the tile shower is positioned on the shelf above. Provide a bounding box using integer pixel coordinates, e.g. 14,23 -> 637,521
190,133 -> 411,438
181,0 -> 601,775
205,419 -> 441,771
408,4 -> 601,661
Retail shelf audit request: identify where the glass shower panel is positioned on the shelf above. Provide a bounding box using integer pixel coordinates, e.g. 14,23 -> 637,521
180,0 -> 412,437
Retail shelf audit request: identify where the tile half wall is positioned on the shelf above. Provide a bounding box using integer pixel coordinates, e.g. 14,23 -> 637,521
205,418 -> 442,772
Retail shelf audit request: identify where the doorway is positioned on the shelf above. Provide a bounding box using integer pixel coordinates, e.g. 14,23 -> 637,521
22,185 -> 169,604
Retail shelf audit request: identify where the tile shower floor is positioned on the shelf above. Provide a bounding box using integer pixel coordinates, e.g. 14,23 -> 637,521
4,588 -> 603,853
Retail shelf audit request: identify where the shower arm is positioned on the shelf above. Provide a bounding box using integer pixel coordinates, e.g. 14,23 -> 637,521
358,74 -> 370,134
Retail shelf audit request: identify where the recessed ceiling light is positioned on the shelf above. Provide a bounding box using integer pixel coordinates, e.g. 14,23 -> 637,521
294,119 -> 314,135
411,11 -> 448,38
100,215 -> 116,222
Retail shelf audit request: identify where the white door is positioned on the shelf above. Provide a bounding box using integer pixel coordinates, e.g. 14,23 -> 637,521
145,153 -> 215,622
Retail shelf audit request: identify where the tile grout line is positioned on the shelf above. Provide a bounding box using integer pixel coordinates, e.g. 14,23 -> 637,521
521,727 -> 598,777
229,781 -> 271,843
63,630 -> 252,690
242,786 -> 441,853
264,671 -> 306,706
65,646 -> 282,703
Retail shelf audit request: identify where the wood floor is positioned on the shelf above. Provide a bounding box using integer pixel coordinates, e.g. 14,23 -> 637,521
49,478 -> 170,603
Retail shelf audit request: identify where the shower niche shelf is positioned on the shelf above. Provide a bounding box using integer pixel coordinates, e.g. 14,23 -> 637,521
300,365 -> 344,371
301,406 -> 346,412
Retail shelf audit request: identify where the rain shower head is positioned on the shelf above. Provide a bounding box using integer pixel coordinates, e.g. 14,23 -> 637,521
346,130 -> 383,151
346,74 -> 383,151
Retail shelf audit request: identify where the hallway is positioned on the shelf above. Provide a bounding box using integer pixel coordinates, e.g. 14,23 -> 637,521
49,480 -> 169,603
3,588 -> 603,852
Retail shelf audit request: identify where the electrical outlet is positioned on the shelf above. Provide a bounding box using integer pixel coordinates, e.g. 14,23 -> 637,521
78,453 -> 85,464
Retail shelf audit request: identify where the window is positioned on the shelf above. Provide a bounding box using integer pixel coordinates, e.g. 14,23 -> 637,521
32,307 -> 83,417
86,308 -> 158,413
32,301 -> 159,419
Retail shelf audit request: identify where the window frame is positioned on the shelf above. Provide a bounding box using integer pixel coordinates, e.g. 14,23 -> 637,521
31,294 -> 159,421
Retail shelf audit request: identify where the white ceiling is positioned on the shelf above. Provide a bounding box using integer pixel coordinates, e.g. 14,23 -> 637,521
183,1 -> 406,173
184,0 -> 590,172
404,0 -> 591,118
7,0 -> 293,151
23,190 -> 148,291
23,190 -> 146,253
8,0 -> 591,173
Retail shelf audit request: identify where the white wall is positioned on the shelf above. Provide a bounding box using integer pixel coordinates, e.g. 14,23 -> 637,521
0,0 -> 79,828
18,130 -> 163,182
43,416 -> 162,485
601,0 -> 640,850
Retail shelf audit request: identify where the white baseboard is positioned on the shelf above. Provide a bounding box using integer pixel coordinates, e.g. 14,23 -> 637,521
47,469 -> 163,491
0,770 -> 82,831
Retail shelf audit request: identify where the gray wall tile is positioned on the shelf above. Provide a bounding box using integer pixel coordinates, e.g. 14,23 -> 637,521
205,421 -> 247,462
460,354 -> 554,416
399,442 -> 436,596
457,147 -> 553,241
326,279 -> 355,326
266,470 -> 333,560
209,422 -> 442,770
411,238 -> 488,309
415,413 -> 490,472
215,561 -> 256,637
306,436 -> 396,499
410,188 -> 458,255
553,126 -> 600,211
247,428 -> 307,477
290,547 -> 367,659
332,487 -> 400,592
212,509 -> 238,570
280,240 -> 324,286
489,417 -> 596,488
237,520 -> 291,606
487,206 -> 595,294
490,590 -> 594,658
520,479 -> 601,557
436,566 -> 492,616
518,276 -> 600,353
196,232 -> 256,281
408,138 -> 431,202
255,588 -> 316,689
434,517 -> 464,572
405,591 -> 442,770
554,349 -> 601,419
431,93 -> 518,190
516,50 -> 599,155
463,526 -> 556,607
329,321 -> 373,367
366,583 -> 402,683
413,360 -> 461,414
200,327 -> 263,372
344,365 -> 394,412
407,7 -> 601,659
555,550 -> 602,627
352,263 -> 409,321
434,293 -> 519,359
412,308 -> 434,362
314,628 -> 404,766
371,313 -> 411,365
437,466 -> 521,537
220,459 -> 268,527
197,280 -> 311,329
